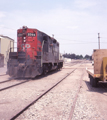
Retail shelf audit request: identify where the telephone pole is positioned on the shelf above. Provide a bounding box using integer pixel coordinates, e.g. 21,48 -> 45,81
98,33 -> 100,49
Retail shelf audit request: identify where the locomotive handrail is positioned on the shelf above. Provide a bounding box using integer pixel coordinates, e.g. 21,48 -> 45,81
6,41 -> 41,63
6,40 -> 18,61
5,41 -> 17,62
41,40 -> 45,67
5,41 -> 12,62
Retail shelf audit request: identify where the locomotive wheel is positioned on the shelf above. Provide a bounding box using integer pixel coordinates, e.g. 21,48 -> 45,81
43,69 -> 47,75
43,64 -> 47,75
58,63 -> 62,70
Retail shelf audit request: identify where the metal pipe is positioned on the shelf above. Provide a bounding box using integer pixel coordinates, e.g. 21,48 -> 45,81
33,47 -> 34,61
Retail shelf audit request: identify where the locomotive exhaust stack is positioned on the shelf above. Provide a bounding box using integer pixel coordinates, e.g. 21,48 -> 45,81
7,27 -> 63,78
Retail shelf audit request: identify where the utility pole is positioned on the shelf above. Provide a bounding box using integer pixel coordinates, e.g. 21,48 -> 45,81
98,33 -> 100,49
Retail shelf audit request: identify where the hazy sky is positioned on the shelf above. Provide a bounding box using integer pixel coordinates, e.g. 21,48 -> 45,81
0,0 -> 107,56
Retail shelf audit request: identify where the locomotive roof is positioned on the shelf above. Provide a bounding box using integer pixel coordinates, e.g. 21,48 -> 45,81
37,29 -> 59,45
18,26 -> 59,44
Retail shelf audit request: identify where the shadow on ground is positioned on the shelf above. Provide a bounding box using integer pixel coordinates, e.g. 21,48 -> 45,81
85,80 -> 107,96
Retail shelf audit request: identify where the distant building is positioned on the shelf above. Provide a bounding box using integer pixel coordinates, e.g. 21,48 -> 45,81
0,35 -> 14,64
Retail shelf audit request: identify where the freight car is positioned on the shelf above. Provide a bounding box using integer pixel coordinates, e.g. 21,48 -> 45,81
87,49 -> 107,87
7,26 -> 63,78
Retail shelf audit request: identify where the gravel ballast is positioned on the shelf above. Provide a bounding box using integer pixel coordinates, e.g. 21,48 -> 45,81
16,68 -> 84,120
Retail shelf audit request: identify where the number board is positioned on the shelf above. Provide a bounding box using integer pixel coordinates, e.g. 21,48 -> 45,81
27,33 -> 36,37
17,33 -> 23,37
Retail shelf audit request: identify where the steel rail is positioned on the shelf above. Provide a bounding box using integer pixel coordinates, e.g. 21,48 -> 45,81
68,69 -> 85,120
0,79 -> 12,84
0,80 -> 29,92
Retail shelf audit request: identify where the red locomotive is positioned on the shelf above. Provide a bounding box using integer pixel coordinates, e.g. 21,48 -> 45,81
7,26 -> 63,78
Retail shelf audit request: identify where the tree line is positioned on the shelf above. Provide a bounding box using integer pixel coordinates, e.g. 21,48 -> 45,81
63,53 -> 92,60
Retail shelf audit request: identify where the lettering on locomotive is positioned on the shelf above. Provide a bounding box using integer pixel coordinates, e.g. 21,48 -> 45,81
17,33 -> 36,37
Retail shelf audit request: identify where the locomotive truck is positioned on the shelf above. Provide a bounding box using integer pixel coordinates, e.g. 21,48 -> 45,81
7,26 -> 63,78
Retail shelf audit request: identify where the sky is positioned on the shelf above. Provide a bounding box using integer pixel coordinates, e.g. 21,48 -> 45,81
0,0 -> 107,56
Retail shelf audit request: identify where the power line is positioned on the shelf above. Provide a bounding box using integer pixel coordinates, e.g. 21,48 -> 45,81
0,26 -> 16,30
60,42 -> 107,45
57,37 -> 107,43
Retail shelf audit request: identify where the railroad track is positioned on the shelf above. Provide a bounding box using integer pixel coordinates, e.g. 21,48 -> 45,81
10,68 -> 77,120
0,62 -> 80,92
0,79 -> 12,84
0,74 -> 12,84
10,64 -> 84,120
0,80 -> 29,92
68,61 -> 88,120
0,74 -> 31,92
69,71 -> 85,120
0,72 -> 54,92
0,70 -> 63,92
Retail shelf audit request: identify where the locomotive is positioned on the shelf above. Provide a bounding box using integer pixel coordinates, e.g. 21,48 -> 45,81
7,26 -> 63,78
